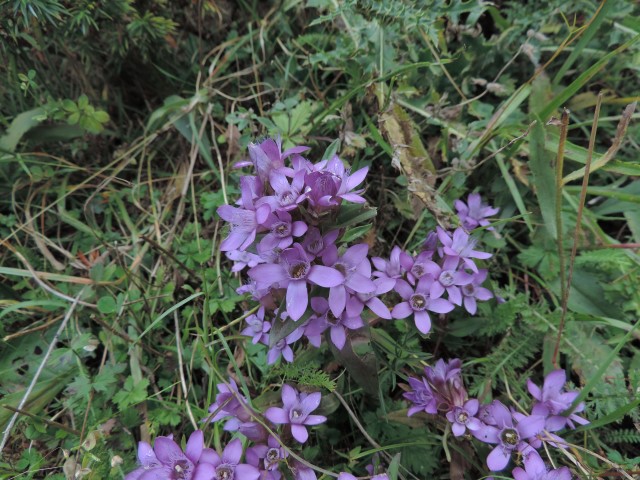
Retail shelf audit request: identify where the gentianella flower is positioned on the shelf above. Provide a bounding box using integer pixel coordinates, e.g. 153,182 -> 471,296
422,255 -> 474,306
217,201 -> 271,252
445,398 -> 483,437
460,269 -> 493,315
403,375 -> 437,416
259,209 -> 308,250
198,438 -> 261,480
527,369 -> 589,431
472,401 -> 545,471
372,245 -> 406,288
424,358 -> 467,412
248,243 -> 344,321
241,307 -> 271,345
125,430 -> 211,480
391,278 -> 455,334
512,450 -> 572,480
455,192 -> 500,230
245,434 -> 288,478
305,296 -> 364,350
265,384 -> 327,443
436,227 -> 492,273
323,243 -> 376,317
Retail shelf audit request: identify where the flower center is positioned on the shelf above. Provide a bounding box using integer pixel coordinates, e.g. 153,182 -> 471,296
290,408 -> 303,422
412,264 -> 425,277
173,459 -> 190,479
334,262 -> 348,276
462,284 -> 475,296
273,222 -> 291,237
439,270 -> 455,287
290,262 -> 309,279
266,447 -> 280,464
308,239 -> 323,254
279,190 -> 295,205
216,464 -> 234,480
500,428 -> 520,447
326,310 -> 340,327
457,411 -> 468,424
410,293 -> 428,311
275,339 -> 286,350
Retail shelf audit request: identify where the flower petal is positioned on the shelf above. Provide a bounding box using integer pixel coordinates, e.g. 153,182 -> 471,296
308,265 -> 344,287
222,438 -> 243,464
291,424 -> 309,443
185,430 -> 203,463
487,445 -> 511,471
286,280 -> 308,321
391,301 -> 412,319
234,464 -> 261,480
413,310 -> 432,334
265,407 -> 288,424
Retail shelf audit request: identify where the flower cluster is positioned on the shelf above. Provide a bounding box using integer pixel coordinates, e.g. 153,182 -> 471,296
217,138 -> 497,365
124,430 -> 260,480
126,381 -> 333,480
404,360 -> 587,477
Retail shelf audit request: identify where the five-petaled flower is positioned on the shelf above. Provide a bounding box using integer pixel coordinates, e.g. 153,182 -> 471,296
265,384 -> 327,443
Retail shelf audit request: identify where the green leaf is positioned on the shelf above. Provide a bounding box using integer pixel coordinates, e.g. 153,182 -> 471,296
334,204 -> 378,229
67,112 -> 80,125
97,296 -> 117,314
93,110 -> 110,123
340,224 -> 372,244
528,116 -> 557,238
77,94 -> 89,109
0,108 -> 45,152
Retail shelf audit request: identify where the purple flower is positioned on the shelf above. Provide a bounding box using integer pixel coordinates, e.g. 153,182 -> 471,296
267,327 -> 304,364
209,378 -> 251,431
304,170 -> 340,214
472,401 -> 545,471
461,269 -> 493,315
399,250 -> 435,286
424,358 -> 467,412
226,250 -> 265,272
265,384 -> 327,443
241,307 -> 271,345
345,278 -> 393,320
305,296 -> 364,350
300,227 -> 339,262
199,438 -> 261,480
455,193 -> 500,231
246,435 -> 287,479
339,473 -> 388,480
325,155 -> 369,204
445,398 -> 482,437
512,450 -> 572,480
436,227 -> 492,272
527,370 -> 589,431
391,278 -> 455,334
259,210 -> 308,250
125,430 -> 212,480
217,203 -> 271,252
259,170 -> 308,212
323,243 -> 376,317
422,256 -> 474,306
248,243 -> 344,321
404,376 -> 437,416
289,461 -> 317,480
244,137 -> 306,182
372,245 -> 406,288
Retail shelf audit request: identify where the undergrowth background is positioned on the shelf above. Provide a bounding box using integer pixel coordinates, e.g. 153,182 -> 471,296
1,0 -> 640,478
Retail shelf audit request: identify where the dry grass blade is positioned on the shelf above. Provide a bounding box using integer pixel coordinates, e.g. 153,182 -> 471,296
563,101 -> 637,184
552,109 -> 570,368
